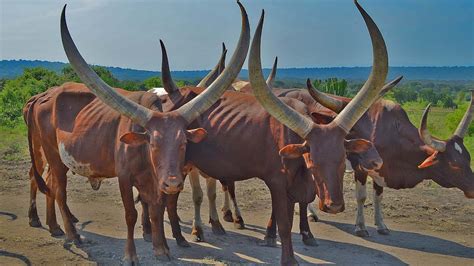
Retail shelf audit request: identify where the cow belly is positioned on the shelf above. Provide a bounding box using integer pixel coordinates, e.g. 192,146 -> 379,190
59,142 -> 95,177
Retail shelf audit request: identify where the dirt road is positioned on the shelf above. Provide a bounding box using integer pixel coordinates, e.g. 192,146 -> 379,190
0,159 -> 473,265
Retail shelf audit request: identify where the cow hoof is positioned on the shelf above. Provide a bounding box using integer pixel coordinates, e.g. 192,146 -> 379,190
191,226 -> 204,242
50,227 -> 65,237
123,256 -> 139,266
257,236 -> 277,247
308,214 -> 319,223
233,216 -> 245,229
283,256 -> 299,265
377,228 -> 390,235
355,229 -> 370,238
156,254 -> 172,262
223,210 -> 233,223
209,219 -> 226,235
176,237 -> 191,248
71,215 -> 79,224
29,218 -> 42,228
143,233 -> 152,242
302,236 -> 318,246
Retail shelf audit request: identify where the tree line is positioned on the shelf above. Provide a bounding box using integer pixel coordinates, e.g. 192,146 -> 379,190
1,66 -> 472,137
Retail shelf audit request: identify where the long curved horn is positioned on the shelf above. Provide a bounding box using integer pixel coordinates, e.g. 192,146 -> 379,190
419,104 -> 447,152
376,76 -> 403,100
176,1 -> 250,123
249,10 -> 313,138
60,5 -> 152,127
306,79 -> 345,113
454,90 -> 474,138
331,0 -> 388,133
160,40 -> 179,94
197,43 -> 228,88
266,56 -> 278,88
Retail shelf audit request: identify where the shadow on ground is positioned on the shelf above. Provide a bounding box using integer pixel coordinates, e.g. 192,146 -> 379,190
321,219 -> 474,259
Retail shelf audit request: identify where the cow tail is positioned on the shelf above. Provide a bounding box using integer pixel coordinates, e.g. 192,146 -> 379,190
25,100 -> 50,196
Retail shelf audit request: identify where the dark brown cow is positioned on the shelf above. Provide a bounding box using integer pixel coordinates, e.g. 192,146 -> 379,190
151,1 -> 390,263
26,2 -> 250,264
307,84 -> 474,237
218,58 -> 401,247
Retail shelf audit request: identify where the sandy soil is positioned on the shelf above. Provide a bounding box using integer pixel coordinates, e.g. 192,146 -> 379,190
0,158 -> 473,265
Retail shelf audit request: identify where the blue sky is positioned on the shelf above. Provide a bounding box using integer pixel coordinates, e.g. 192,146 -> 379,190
1,0 -> 473,70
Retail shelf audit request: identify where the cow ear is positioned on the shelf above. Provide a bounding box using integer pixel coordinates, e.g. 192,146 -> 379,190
186,128 -> 208,143
418,151 -> 439,169
279,143 -> 308,159
344,139 -> 373,153
120,132 -> 149,146
310,112 -> 334,124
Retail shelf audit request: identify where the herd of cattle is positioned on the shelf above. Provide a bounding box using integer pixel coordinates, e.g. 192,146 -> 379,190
21,1 -> 473,265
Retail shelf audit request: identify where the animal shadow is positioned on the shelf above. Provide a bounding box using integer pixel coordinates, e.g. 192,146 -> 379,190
322,219 -> 474,259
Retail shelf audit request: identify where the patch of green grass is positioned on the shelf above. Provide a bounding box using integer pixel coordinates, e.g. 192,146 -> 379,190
0,124 -> 28,161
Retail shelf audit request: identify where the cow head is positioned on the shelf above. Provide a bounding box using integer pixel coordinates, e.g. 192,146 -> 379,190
418,99 -> 474,198
249,1 -> 390,214
60,2 -> 250,196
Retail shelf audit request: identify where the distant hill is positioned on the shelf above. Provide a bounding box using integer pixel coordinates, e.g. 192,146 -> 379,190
1,60 -> 473,81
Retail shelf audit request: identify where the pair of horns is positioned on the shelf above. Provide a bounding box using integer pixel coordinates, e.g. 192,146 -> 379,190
420,91 -> 474,152
249,0 -> 389,138
61,1 -> 250,126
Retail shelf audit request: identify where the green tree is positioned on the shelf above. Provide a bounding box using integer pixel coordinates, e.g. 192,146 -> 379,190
312,78 -> 348,96
0,67 -> 62,126
61,64 -> 120,87
143,76 -> 163,89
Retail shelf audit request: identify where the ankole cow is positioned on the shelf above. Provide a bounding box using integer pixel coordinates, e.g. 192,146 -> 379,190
148,2 -> 393,254
25,2 -> 250,264
305,84 -> 474,237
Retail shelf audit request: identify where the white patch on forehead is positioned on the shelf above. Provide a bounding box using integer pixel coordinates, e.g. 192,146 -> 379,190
368,170 -> 387,187
148,88 -> 168,96
59,142 -> 94,177
455,142 -> 463,154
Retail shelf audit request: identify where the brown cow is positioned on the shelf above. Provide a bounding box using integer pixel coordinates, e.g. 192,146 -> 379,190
307,84 -> 474,237
150,1 -> 391,263
26,2 -> 250,264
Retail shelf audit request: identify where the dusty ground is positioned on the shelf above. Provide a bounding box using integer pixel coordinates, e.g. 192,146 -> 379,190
0,158 -> 473,265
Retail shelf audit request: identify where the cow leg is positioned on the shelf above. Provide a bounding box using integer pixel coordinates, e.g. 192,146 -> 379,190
206,178 -> 226,235
189,168 -> 204,242
258,210 -> 278,247
166,193 -> 190,247
354,171 -> 369,237
373,183 -> 389,235
52,166 -> 81,245
141,200 -> 152,242
149,201 -> 171,261
221,183 -> 234,222
306,199 -> 319,222
44,169 -> 64,237
299,202 -> 317,246
267,180 -> 297,265
28,168 -> 41,228
118,178 -> 139,265
227,182 -> 245,229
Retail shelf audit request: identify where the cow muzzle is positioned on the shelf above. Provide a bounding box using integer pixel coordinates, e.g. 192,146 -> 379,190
161,176 -> 184,194
464,190 -> 474,199
319,199 -> 345,214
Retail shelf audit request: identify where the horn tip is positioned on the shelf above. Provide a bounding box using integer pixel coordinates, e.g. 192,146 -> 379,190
306,78 -> 312,88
